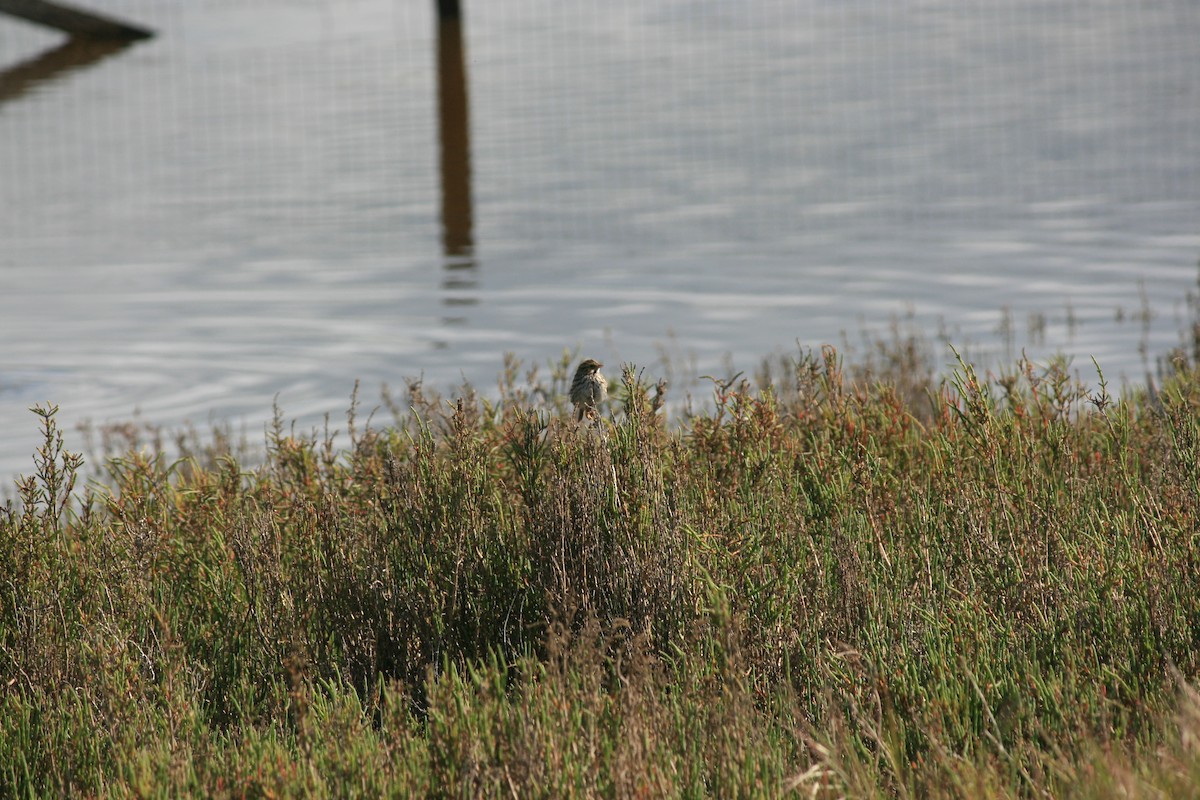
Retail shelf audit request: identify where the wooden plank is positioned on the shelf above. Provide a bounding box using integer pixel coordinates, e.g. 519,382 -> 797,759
0,0 -> 153,40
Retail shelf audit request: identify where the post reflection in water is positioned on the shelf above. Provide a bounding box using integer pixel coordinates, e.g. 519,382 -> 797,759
436,12 -> 476,325
0,37 -> 131,104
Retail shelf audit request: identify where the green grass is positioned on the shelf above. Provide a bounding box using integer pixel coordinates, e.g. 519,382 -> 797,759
3,334 -> 1200,798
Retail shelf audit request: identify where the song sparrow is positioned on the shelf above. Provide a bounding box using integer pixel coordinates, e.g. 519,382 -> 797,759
570,358 -> 608,421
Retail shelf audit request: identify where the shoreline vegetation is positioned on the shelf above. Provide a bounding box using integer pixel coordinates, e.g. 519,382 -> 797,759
3,326 -> 1200,798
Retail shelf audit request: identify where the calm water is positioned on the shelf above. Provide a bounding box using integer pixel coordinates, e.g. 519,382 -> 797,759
2,0 -> 1198,479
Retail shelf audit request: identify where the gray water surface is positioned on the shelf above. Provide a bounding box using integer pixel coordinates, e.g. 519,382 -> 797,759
2,0 -> 1198,479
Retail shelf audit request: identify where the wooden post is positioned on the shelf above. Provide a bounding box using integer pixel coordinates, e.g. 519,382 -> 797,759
436,0 -> 460,22
0,0 -> 153,40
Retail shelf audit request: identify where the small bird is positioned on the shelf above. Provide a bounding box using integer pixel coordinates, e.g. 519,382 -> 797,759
570,358 -> 608,421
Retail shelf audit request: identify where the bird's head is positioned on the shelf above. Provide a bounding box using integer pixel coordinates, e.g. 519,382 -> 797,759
578,358 -> 603,373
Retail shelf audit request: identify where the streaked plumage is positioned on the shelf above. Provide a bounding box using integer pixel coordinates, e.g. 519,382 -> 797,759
570,358 -> 608,421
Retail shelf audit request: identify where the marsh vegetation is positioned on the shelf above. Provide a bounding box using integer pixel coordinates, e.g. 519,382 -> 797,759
3,329 -> 1200,797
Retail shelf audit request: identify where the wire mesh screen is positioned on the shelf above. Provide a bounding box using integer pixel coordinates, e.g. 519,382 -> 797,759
1,0 -> 1196,263
1,1 -> 434,262
2,0 -> 1199,479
